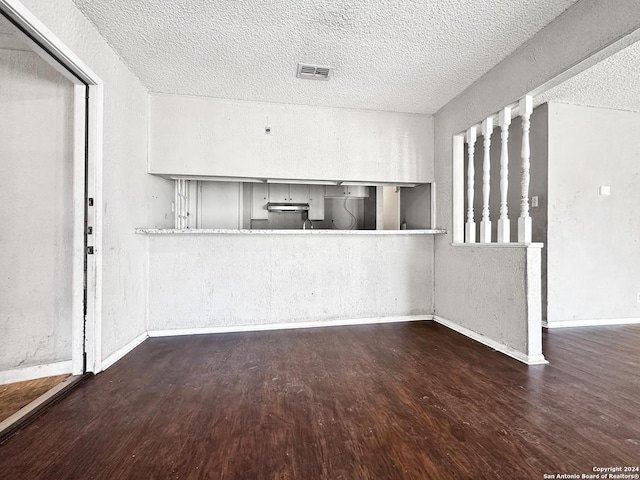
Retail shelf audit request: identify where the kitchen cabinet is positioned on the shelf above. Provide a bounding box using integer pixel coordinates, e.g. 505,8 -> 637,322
324,185 -> 369,198
268,184 -> 310,203
289,184 -> 310,203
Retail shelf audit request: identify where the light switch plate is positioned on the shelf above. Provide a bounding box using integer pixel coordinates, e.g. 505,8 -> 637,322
598,185 -> 611,196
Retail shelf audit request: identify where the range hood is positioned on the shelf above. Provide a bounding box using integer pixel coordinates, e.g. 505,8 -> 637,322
267,203 -> 309,212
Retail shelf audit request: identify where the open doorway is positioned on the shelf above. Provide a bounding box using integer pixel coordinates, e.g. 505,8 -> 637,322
0,0 -> 102,436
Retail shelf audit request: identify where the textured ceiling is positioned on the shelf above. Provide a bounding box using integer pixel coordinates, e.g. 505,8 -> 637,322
71,0 -> 578,114
539,40 -> 640,113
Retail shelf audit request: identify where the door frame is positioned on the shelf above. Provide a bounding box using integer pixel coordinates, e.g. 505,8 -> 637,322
0,0 -> 104,374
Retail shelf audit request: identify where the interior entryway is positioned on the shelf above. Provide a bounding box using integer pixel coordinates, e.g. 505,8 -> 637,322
0,2 -> 102,434
0,11 -> 78,428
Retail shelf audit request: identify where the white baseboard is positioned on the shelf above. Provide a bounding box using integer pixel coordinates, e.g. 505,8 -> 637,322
433,315 -> 548,365
148,315 -> 433,338
543,317 -> 640,328
0,360 -> 73,385
101,332 -> 148,371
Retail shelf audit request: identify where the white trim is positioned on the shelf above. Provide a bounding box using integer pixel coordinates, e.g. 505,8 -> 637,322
543,318 -> 640,328
452,135 -> 464,244
88,84 -> 104,374
100,332 -> 148,371
149,315 -> 433,338
0,361 -> 73,385
433,315 -> 548,365
71,85 -> 86,375
0,375 -> 80,434
0,0 -> 99,84
451,242 -> 544,249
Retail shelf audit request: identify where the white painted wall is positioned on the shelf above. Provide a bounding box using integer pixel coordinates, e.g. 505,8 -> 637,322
434,0 -> 640,359
434,245 -> 543,361
547,103 -> 640,324
20,0 -> 174,364
149,94 -> 434,183
0,48 -> 74,371
146,234 -> 433,331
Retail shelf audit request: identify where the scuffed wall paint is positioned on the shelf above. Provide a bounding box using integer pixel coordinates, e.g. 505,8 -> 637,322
20,0 -> 173,362
434,0 -> 640,356
147,235 -> 433,330
0,49 -> 74,371
434,246 -> 530,354
547,103 -> 640,323
149,94 -> 433,183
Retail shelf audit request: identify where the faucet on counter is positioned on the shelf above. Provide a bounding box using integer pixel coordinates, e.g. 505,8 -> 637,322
302,214 -> 313,230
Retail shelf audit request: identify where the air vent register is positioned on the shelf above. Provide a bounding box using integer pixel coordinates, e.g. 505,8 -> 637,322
296,63 -> 331,81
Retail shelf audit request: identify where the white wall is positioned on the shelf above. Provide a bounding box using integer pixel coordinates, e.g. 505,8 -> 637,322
149,94 -> 433,183
434,246 -> 543,361
21,0 -> 174,363
146,234 -> 433,331
547,103 -> 640,324
434,0 -> 640,360
0,48 -> 74,371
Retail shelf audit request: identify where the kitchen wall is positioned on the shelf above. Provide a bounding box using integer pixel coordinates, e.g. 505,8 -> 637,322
149,94 -> 433,184
433,0 -> 640,361
146,234 -> 434,332
199,181 -> 242,229
0,48 -> 74,374
22,0 -> 174,366
400,184 -> 431,229
547,103 -> 640,325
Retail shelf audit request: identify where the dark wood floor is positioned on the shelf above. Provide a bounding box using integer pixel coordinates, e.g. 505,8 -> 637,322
0,322 -> 638,479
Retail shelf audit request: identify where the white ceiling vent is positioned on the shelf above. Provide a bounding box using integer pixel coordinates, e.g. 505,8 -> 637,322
296,63 -> 331,81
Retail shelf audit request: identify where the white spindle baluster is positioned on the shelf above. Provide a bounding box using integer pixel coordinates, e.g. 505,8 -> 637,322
518,96 -> 533,243
480,117 -> 493,243
497,107 -> 511,243
465,127 -> 477,243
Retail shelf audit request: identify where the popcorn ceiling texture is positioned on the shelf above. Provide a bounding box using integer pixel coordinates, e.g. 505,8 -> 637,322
71,0 -> 576,114
540,40 -> 640,113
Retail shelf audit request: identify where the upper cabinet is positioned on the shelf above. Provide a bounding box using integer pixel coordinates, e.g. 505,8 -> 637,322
268,184 -> 309,203
148,94 -> 434,183
325,185 -> 369,198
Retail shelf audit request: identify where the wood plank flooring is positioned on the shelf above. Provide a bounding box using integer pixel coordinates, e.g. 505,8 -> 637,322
0,322 -> 638,479
0,375 -> 70,424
